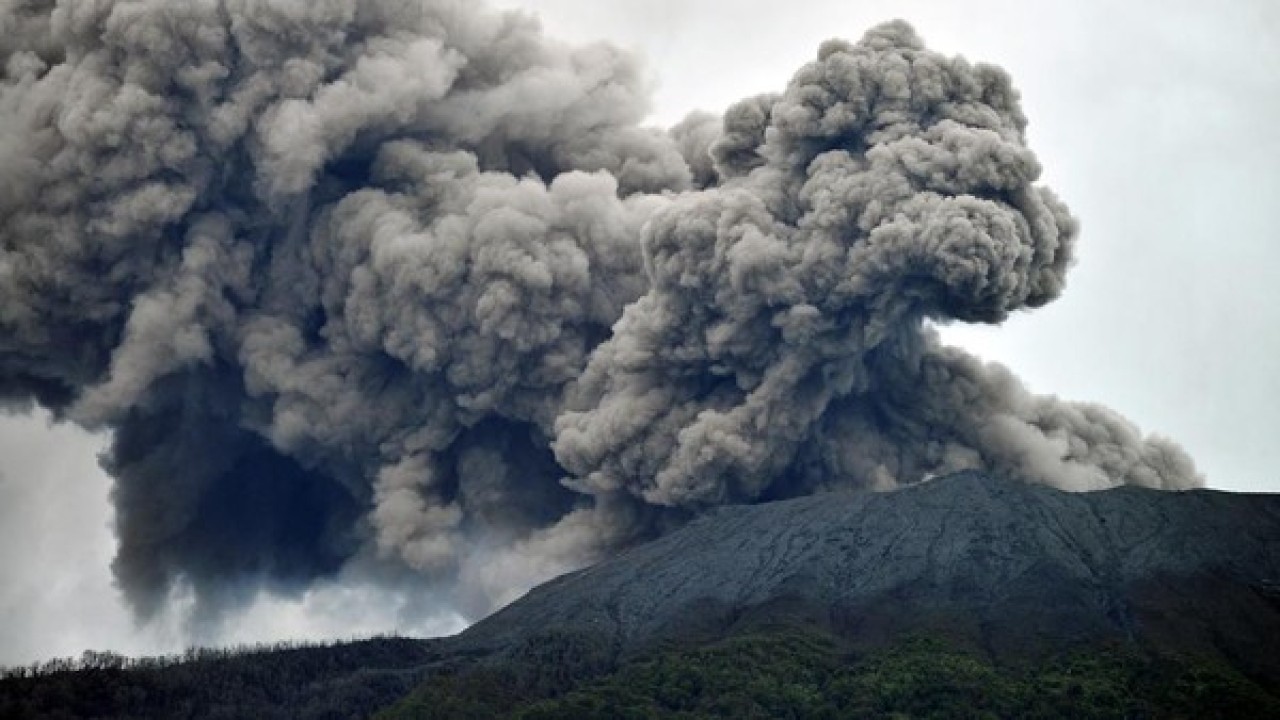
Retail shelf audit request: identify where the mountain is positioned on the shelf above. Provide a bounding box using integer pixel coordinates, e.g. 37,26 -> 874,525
392,471 -> 1280,717
460,470 -> 1280,666
6,471 -> 1280,718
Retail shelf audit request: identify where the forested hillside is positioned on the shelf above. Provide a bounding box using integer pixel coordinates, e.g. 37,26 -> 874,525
1,637 -> 442,719
384,629 -> 1280,719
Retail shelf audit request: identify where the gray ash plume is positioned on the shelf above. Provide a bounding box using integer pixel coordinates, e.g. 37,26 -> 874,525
0,1 -> 1200,622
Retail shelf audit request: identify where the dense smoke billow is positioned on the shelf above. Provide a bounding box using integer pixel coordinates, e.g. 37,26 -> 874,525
0,0 -> 1200,624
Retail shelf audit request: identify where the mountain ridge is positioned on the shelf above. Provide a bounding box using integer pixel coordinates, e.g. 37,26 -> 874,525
456,471 -> 1280,674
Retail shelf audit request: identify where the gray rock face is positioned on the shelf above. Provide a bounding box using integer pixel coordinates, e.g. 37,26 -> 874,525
458,471 -> 1280,676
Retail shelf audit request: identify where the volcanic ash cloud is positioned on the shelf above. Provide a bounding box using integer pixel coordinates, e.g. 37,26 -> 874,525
0,1 -> 1200,621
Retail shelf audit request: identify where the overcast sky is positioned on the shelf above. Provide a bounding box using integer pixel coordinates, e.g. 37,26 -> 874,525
1,0 -> 1277,666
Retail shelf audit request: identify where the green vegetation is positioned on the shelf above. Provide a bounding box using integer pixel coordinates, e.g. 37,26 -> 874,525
383,632 -> 1280,719
6,629 -> 1277,718
0,636 -> 441,720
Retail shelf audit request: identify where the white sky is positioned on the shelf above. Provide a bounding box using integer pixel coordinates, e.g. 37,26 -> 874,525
2,0 -> 1277,666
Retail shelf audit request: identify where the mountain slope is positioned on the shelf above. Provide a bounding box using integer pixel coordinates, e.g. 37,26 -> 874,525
388,632 -> 1280,719
459,471 -> 1280,674
376,471 -> 1280,717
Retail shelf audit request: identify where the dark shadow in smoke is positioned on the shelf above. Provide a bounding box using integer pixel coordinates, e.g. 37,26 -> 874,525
0,319 -> 121,413
183,437 -> 359,590
0,374 -> 78,413
443,418 -> 579,540
105,372 -> 361,620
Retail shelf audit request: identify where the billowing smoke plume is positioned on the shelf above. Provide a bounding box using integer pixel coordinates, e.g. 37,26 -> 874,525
0,0 -> 1200,622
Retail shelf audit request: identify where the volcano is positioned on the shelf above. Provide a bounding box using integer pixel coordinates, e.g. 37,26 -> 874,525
456,470 -> 1280,670
384,471 -> 1280,717
9,470 -> 1278,718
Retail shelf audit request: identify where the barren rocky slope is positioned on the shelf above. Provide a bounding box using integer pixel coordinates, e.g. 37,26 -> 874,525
458,471 -> 1280,676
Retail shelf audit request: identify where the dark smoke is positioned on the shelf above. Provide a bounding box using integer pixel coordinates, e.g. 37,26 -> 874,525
0,0 -> 1200,622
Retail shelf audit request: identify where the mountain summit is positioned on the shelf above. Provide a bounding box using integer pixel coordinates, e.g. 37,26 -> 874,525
460,471 -> 1280,670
